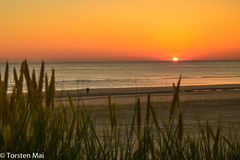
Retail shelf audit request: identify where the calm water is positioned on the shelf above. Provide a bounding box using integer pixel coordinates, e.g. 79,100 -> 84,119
1,61 -> 240,90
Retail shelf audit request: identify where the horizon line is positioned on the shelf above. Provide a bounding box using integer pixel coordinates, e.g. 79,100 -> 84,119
1,59 -> 240,63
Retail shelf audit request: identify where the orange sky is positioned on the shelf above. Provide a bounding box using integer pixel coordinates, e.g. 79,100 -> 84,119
0,0 -> 240,61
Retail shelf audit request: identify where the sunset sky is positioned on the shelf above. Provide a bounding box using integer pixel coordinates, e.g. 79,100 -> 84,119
0,0 -> 240,61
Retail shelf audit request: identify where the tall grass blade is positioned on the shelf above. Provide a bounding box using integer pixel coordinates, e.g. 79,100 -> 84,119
108,96 -> 116,129
145,94 -> 151,128
136,97 -> 141,138
38,61 -> 45,96
169,75 -> 182,121
4,61 -> 9,91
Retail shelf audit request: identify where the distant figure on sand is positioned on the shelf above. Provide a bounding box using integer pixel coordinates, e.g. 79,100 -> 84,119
86,88 -> 90,95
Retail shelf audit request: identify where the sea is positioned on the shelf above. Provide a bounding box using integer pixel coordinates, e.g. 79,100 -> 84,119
1,61 -> 240,91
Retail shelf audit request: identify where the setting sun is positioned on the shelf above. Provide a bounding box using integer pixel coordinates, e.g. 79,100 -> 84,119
172,57 -> 179,62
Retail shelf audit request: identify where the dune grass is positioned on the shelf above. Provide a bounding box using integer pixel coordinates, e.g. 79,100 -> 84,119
0,61 -> 240,159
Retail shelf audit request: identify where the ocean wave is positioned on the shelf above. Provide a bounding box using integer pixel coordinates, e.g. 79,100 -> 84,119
200,75 -> 240,79
162,76 -> 192,79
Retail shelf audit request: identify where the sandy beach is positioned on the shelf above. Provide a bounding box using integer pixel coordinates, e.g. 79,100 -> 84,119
56,84 -> 240,132
56,84 -> 240,102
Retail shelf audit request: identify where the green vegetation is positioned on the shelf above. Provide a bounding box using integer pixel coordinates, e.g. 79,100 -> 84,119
0,61 -> 239,159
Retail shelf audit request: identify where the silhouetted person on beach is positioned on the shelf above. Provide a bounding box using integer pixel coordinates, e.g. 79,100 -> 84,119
86,88 -> 90,95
